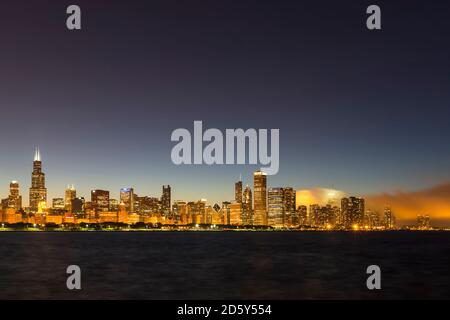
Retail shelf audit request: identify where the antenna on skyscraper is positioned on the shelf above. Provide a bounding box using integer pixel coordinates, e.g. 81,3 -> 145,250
34,147 -> 41,161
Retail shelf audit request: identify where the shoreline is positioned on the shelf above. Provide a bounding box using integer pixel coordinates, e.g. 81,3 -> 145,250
0,229 -> 448,233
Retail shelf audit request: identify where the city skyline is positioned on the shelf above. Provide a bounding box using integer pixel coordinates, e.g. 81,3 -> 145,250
1,1 -> 450,225
0,147 -> 401,230
0,147 -> 449,227
1,0 -> 450,304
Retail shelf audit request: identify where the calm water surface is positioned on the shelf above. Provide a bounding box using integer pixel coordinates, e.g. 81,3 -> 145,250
0,231 -> 449,299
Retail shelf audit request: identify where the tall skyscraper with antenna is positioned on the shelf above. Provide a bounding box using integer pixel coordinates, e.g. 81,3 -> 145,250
29,147 -> 47,212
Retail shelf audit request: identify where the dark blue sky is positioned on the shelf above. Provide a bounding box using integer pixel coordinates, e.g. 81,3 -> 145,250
0,0 -> 449,204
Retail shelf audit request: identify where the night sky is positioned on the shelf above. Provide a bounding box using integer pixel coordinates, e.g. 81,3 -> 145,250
1,1 -> 449,222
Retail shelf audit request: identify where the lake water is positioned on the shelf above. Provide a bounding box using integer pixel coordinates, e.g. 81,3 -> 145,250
0,231 -> 449,299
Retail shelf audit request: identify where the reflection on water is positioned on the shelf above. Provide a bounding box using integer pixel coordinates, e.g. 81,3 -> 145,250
0,231 -> 449,299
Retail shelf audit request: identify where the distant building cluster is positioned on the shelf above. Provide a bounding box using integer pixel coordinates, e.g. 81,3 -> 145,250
415,214 -> 431,230
0,148 -> 431,231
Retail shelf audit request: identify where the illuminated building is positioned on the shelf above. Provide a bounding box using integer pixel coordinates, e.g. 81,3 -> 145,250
283,187 -> 296,226
229,202 -> 243,225
324,205 -> 338,227
291,209 -> 299,226
341,197 -> 365,229
221,201 -> 231,225
309,204 -> 321,226
3,207 -> 22,224
133,193 -> 140,214
64,185 -> 76,211
8,181 -> 22,210
0,198 -> 8,210
365,210 -> 380,229
334,205 -> 344,226
91,189 -> 110,213
46,215 -> 63,225
242,185 -> 253,225
330,206 -> 340,227
308,204 -> 338,228
198,199 -> 207,224
253,170 -> 267,226
161,185 -> 171,216
187,199 -> 206,224
63,213 -> 76,224
35,200 -> 48,225
98,211 -> 118,223
87,209 -> 97,223
29,147 -> 47,212
235,178 -> 243,203
172,200 -> 187,223
205,205 -> 214,224
297,205 -> 307,226
128,213 -> 140,225
383,207 -> 396,229
137,196 -> 160,215
52,198 -> 65,210
71,197 -> 85,214
120,187 -> 134,213
417,214 -> 431,229
34,212 -> 46,225
109,198 -> 119,211
211,206 -> 223,225
143,215 -> 157,224
268,187 -> 284,227
118,202 -> 129,223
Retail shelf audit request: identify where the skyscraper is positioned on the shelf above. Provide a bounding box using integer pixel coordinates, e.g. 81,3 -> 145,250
172,200 -> 188,223
309,204 -> 321,226
297,205 -> 307,226
161,185 -> 171,215
71,197 -> 85,214
137,196 -> 160,214
268,187 -> 284,227
267,186 -> 296,227
417,214 -> 430,229
91,189 -> 110,213
221,201 -> 231,225
366,210 -> 380,229
283,187 -> 296,226
8,181 -> 22,210
242,185 -> 253,225
29,147 -> 47,212
229,202 -> 243,225
64,184 -> 76,211
120,187 -> 134,213
383,206 -> 396,229
253,170 -> 267,226
235,178 -> 243,204
341,196 -> 365,228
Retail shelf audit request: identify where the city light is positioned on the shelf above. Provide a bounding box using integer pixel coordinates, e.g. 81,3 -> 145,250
0,149 -> 439,231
